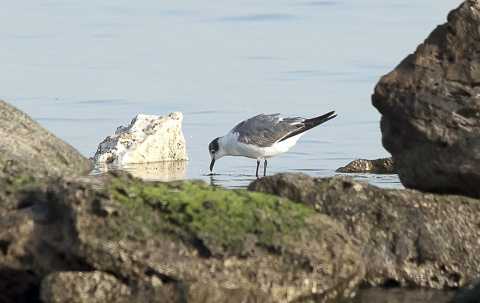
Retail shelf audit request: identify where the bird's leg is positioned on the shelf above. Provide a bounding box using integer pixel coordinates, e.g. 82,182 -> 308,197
256,160 -> 260,178
263,159 -> 267,177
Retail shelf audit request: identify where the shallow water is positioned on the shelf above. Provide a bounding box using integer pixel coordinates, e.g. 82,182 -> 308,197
1,0 -> 460,190
353,288 -> 455,303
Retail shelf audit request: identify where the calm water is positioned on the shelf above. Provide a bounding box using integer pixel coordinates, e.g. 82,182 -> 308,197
0,0 -> 460,189
352,288 -> 454,303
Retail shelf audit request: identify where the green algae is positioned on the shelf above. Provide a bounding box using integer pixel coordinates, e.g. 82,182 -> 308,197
107,176 -> 314,256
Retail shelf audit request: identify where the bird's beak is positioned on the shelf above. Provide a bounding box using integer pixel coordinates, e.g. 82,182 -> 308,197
210,159 -> 215,172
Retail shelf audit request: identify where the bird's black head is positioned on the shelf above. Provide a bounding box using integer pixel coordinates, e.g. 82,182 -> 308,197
208,137 -> 220,172
209,137 -> 220,154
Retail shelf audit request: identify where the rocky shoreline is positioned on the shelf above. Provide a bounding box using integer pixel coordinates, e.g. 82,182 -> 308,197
2,0 -> 480,302
1,98 -> 479,302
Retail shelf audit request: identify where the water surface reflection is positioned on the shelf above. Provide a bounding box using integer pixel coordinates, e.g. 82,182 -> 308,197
353,288 -> 454,303
93,161 -> 187,182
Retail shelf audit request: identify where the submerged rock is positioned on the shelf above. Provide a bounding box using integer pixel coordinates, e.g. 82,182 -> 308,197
336,157 -> 396,174
0,100 -> 91,179
93,113 -> 188,165
250,173 -> 480,289
372,0 -> 480,197
1,172 -> 364,303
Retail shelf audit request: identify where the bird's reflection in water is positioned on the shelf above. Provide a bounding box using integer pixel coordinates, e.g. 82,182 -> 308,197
93,161 -> 188,182
209,174 -> 220,187
207,172 -> 258,188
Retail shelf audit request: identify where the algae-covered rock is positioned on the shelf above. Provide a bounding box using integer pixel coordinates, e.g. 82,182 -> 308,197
107,175 -> 316,257
1,172 -> 364,303
0,100 -> 91,180
250,173 -> 480,289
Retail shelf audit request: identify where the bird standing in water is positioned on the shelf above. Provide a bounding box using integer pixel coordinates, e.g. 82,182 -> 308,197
208,111 -> 337,178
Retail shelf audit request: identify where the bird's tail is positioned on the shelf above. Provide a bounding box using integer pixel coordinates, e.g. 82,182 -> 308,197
304,111 -> 337,129
279,111 -> 337,142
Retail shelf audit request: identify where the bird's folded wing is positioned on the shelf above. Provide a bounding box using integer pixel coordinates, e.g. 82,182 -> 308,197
231,114 -> 304,147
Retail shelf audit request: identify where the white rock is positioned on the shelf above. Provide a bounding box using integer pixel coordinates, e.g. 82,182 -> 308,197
93,112 -> 188,165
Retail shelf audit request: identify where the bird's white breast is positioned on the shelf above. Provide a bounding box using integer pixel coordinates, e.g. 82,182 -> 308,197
221,132 -> 302,160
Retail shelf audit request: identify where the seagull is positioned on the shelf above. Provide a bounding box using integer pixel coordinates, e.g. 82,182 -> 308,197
208,111 -> 337,178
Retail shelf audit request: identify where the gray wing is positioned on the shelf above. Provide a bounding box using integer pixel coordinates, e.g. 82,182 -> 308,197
231,114 -> 305,147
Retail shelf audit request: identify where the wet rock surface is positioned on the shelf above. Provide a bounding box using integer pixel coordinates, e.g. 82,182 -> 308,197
249,173 -> 480,289
372,0 -> 480,197
336,157 -> 396,174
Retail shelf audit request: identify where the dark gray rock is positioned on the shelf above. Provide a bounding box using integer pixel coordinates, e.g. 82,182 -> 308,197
249,173 -> 480,289
372,0 -> 480,197
0,100 -> 91,180
336,157 -> 396,174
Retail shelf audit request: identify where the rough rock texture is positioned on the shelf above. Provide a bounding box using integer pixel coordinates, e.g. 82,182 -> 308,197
249,173 -> 480,289
93,113 -> 188,165
372,0 -> 480,197
41,271 -> 131,303
0,100 -> 92,302
336,157 -> 396,174
1,172 -> 364,303
0,100 -> 91,179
